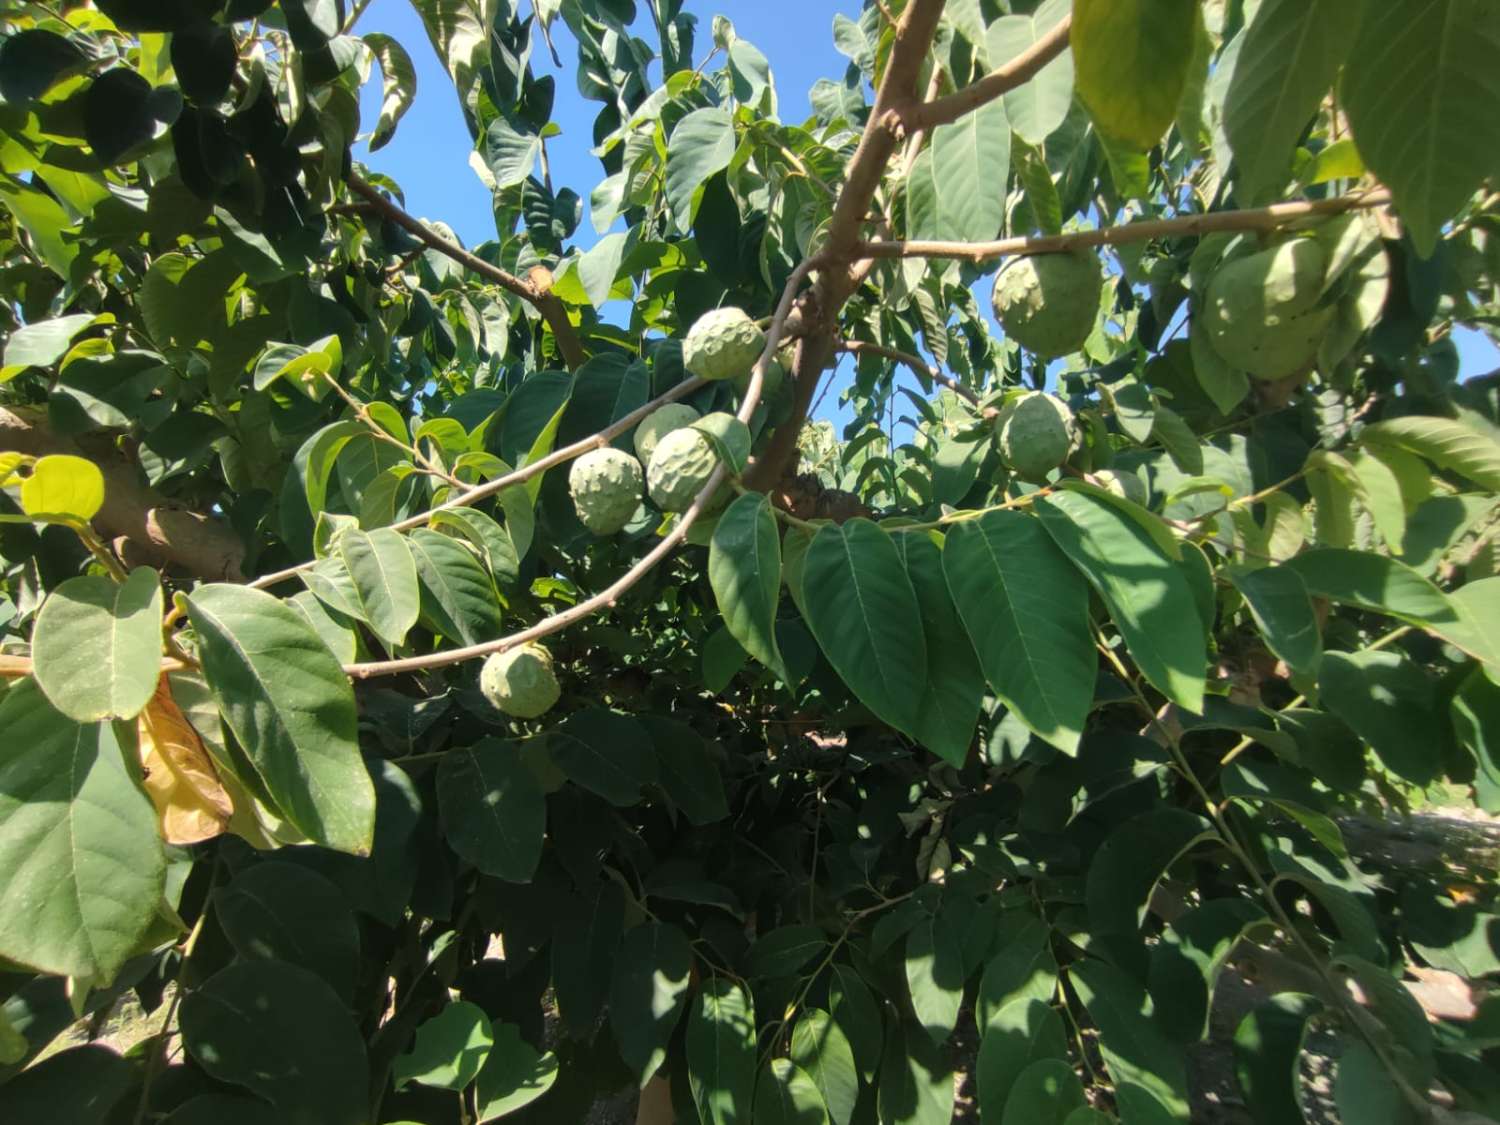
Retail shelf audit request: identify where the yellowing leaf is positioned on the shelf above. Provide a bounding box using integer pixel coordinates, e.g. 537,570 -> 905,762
19,453 -> 104,523
138,677 -> 233,845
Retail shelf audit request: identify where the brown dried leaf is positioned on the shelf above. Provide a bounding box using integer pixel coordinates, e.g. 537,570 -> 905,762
138,677 -> 233,845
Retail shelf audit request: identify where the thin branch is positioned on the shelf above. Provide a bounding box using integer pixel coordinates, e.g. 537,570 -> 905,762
900,16 -> 1073,132
860,189 -> 1395,264
344,256 -> 826,679
248,374 -> 711,591
345,172 -> 588,371
836,338 -> 983,407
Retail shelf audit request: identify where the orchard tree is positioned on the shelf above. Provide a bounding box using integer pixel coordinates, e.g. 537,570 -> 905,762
1,0 -> 1499,1122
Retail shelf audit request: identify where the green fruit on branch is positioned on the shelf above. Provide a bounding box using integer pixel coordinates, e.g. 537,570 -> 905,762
568,447 -> 644,535
646,425 -> 720,512
732,353 -> 787,400
1201,238 -> 1335,380
992,250 -> 1103,358
633,402 -> 700,466
682,307 -> 765,381
999,391 -> 1075,479
479,643 -> 561,718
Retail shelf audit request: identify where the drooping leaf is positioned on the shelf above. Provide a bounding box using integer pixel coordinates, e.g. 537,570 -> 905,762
905,906 -> 965,1046
1233,993 -> 1322,1125
1319,650 -> 1447,786
987,0 -> 1075,145
686,979 -> 756,1125
747,924 -> 827,979
755,1058 -> 831,1125
436,738 -> 546,883
907,98 -> 1010,243
1086,808 -> 1216,938
1002,1058 -> 1087,1125
393,1001 -> 493,1091
363,33 -> 417,149
214,861 -> 361,1001
551,883 -> 625,1037
547,709 -> 659,807
1070,958 -> 1190,1122
609,922 -> 693,1087
641,715 -> 729,825
408,529 -> 502,646
789,1009 -> 859,1125
709,492 -> 787,681
876,1020 -> 954,1125
337,527 -> 420,648
32,567 -> 163,722
1072,0 -> 1203,150
666,107 -> 736,227
474,1023 -> 558,1120
1228,566 -> 1322,677
1360,414 -> 1500,493
976,998 -> 1070,1122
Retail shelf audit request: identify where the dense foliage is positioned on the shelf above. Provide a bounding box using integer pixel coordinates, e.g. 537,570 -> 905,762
1,1 -> 1498,1123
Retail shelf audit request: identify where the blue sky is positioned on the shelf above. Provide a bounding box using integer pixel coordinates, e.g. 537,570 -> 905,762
353,0 -> 1498,424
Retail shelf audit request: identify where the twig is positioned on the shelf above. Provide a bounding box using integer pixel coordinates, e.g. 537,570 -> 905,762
860,190 -> 1394,264
836,338 -> 983,407
900,17 -> 1073,131
345,172 -> 587,371
320,373 -> 465,489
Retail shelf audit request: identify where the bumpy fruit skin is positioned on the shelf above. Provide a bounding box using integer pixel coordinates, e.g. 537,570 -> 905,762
568,447 -> 643,535
632,402 -> 699,466
992,251 -> 1102,358
1000,392 -> 1075,479
682,307 -> 765,381
1202,239 -> 1333,381
479,643 -> 560,719
732,354 -> 786,400
646,426 -> 719,512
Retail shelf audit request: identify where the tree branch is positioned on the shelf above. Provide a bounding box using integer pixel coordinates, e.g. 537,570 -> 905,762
345,172 -> 588,371
900,16 -> 1073,132
0,406 -> 245,581
836,339 -> 983,408
859,189 -> 1394,264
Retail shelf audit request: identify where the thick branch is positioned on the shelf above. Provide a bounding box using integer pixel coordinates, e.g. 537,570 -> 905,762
900,16 -> 1073,132
345,172 -> 588,371
0,406 -> 245,581
861,190 -> 1394,264
836,339 -> 982,408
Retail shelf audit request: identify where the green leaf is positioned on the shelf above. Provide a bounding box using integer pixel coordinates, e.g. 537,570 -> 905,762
431,507 -> 521,591
1452,668 -> 1500,814
1226,0 -> 1366,203
706,623 -> 748,690
159,1094 -> 283,1125
181,960 -> 369,1125
1189,318 -> 1250,415
0,29 -> 88,102
907,98 -> 1009,243
0,679 -> 164,979
755,1059 -> 830,1125
1086,808 -> 1216,938
976,913 -> 1057,1031
0,1045 -> 134,1124
1002,1059 -> 1087,1125
802,519 -> 927,735
895,531 -> 985,766
1360,414 -> 1500,493
790,1010 -> 859,1125
829,963 -> 883,1082
436,738 -> 546,883
2,314 -> 97,373
548,709 -> 659,806
0,177 -> 76,277
1232,993 -> 1321,1125
1333,1040 -> 1419,1125
1341,0 -> 1500,256
338,527 -> 420,648
687,979 -> 756,1125
484,115 -> 541,187
1149,405 -> 1203,476
1072,0 -> 1203,150
609,922 -> 693,1087
289,587 -> 357,663
944,511 -> 1095,755
977,998 -> 1069,1121
641,715 -> 729,825
19,454 -> 104,523
906,906 -> 965,1046
474,1023 -> 558,1120
214,861 -> 360,1001
1036,491 -> 1207,714
1349,449 -> 1407,551
32,567 -> 162,722
710,493 -> 787,680
363,33 -> 416,149
1069,958 -> 1190,1122
1319,650 -> 1447,785
694,413 -> 754,475
748,924 -> 827,979
408,529 -> 502,646
393,1001 -> 493,1091
552,883 -> 626,1037
987,0 -> 1075,146
1228,566 -> 1322,677
876,1020 -> 954,1125
667,108 -> 736,228
407,0 -> 492,107
186,584 -> 375,855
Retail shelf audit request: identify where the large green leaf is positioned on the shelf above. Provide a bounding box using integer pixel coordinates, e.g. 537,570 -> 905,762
1086,808 -> 1216,939
755,1059 -> 830,1125
551,883 -> 625,1036
944,511 -> 1095,754
408,0 -> 495,110
32,567 -> 162,722
548,709 -> 659,806
1226,0 -> 1366,202
1036,491 -> 1206,714
180,960 -> 369,1125
1002,1059 -> 1087,1125
987,0 -> 1074,145
1228,566 -> 1322,677
0,1045 -> 134,1123
186,584 -> 375,855
641,715 -> 729,825
789,1009 -> 859,1125
393,1001 -> 493,1091
363,32 -> 416,149
906,98 -> 1010,243
337,527 -> 420,648
1320,650 -> 1447,785
905,906 -> 966,1046
474,1023 -> 558,1120
802,519 -> 927,735
608,922 -> 693,1087
0,679 -> 164,979
687,979 -> 756,1125
1341,0 -> 1500,255
1453,668 -> 1500,814
976,998 -> 1069,1122
214,861 -> 360,1002
436,738 -> 545,883
666,107 -> 736,227
1069,958 -> 1190,1122
709,492 -> 787,681
1360,414 -> 1500,493
1072,0 -> 1203,150
829,964 -> 883,1083
408,529 -> 502,647
876,1020 -> 954,1125
1232,993 -> 1321,1125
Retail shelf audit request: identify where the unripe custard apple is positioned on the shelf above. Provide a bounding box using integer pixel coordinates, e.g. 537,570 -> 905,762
633,402 -> 699,466
646,425 -> 719,512
568,447 -> 643,535
479,643 -> 560,718
1000,391 -> 1075,479
733,353 -> 787,400
992,250 -> 1103,358
1202,238 -> 1334,381
683,307 -> 766,381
